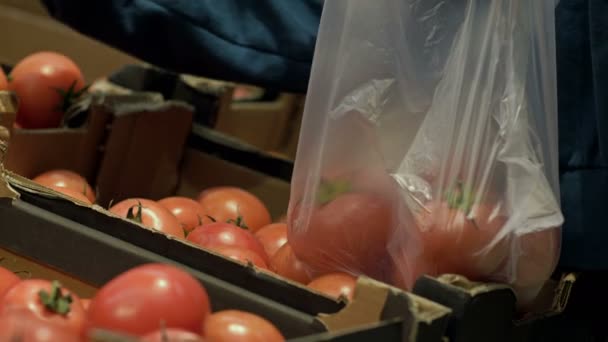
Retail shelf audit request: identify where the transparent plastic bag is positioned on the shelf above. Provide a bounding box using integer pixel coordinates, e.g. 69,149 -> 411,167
287,0 -> 562,309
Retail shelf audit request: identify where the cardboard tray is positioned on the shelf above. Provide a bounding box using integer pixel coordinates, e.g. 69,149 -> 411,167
0,173 -> 451,341
412,273 -> 576,342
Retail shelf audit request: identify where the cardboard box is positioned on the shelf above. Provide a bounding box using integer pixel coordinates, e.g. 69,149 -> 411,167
0,91 -> 452,341
412,273 -> 576,342
0,174 -> 451,341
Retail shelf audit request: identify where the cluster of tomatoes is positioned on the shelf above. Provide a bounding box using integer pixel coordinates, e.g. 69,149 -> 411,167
0,262 -> 288,341
0,51 -> 86,129
30,169 -> 359,304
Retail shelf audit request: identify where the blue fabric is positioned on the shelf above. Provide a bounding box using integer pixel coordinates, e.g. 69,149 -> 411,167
41,0 -> 322,93
41,0 -> 608,271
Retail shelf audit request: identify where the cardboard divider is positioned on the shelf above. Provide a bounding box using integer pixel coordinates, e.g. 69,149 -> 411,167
412,273 -> 577,342
93,98 -> 194,206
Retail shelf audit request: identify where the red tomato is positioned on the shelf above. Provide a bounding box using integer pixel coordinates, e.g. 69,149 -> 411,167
307,273 -> 357,301
0,266 -> 20,298
141,328 -> 204,342
270,244 -> 312,284
389,247 -> 435,291
47,184 -> 93,205
0,310 -> 80,342
80,299 -> 90,312
33,169 -> 95,204
288,192 -> 393,278
254,223 -> 288,259
87,263 -> 210,337
9,51 -> 85,129
158,196 -> 210,233
204,310 -> 285,342
214,246 -> 269,270
512,227 -> 560,309
109,198 -> 185,239
0,279 -> 86,335
0,69 -> 8,90
197,187 -> 271,232
187,222 -> 268,263
417,200 -> 509,279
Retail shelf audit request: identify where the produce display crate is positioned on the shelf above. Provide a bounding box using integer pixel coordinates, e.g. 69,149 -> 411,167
0,59 -> 577,341
0,89 -> 453,340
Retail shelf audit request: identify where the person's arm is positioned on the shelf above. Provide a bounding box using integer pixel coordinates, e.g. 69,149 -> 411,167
40,0 -> 322,93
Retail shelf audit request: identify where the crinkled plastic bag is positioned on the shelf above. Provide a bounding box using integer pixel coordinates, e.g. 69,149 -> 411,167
287,0 -> 562,309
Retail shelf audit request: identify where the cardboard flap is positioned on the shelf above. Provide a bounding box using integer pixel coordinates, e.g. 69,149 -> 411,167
515,272 -> 578,323
317,276 -> 389,332
318,277 -> 451,342
436,274 -> 512,296
0,91 -> 19,199
95,96 -> 194,205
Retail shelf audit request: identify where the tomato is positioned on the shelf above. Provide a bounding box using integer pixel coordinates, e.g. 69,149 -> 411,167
47,184 -> 93,205
0,310 -> 81,342
307,273 -> 357,301
204,310 -> 285,342
417,199 -> 509,279
158,196 -> 210,234
9,51 -> 85,129
109,198 -> 185,239
511,227 -> 560,309
141,328 -> 204,342
0,68 -> 8,90
87,263 -> 210,337
214,246 -> 269,270
254,223 -> 288,258
187,222 -> 268,263
389,247 -> 435,291
197,187 -> 271,232
0,266 -> 20,298
288,192 -> 394,278
0,279 -> 87,335
270,244 -> 312,284
33,169 -> 95,204
80,299 -> 90,312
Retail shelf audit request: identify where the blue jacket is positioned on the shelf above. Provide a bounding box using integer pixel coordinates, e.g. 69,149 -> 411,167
41,0 -> 608,271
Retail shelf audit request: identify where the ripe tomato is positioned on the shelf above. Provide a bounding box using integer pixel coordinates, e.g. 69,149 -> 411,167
80,299 -> 90,312
214,246 -> 269,270
288,192 -> 393,278
197,187 -> 271,232
9,51 -> 85,129
204,310 -> 285,342
270,244 -> 312,284
0,69 -> 8,90
87,263 -> 210,337
254,223 -> 288,258
307,273 -> 357,301
417,199 -> 509,279
47,184 -> 93,205
187,222 -> 268,263
33,169 -> 95,204
512,227 -> 560,309
0,310 -> 81,342
0,279 -> 86,335
141,328 -> 204,342
0,266 -> 20,297
158,196 -> 210,234
389,247 -> 436,291
109,198 -> 185,239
